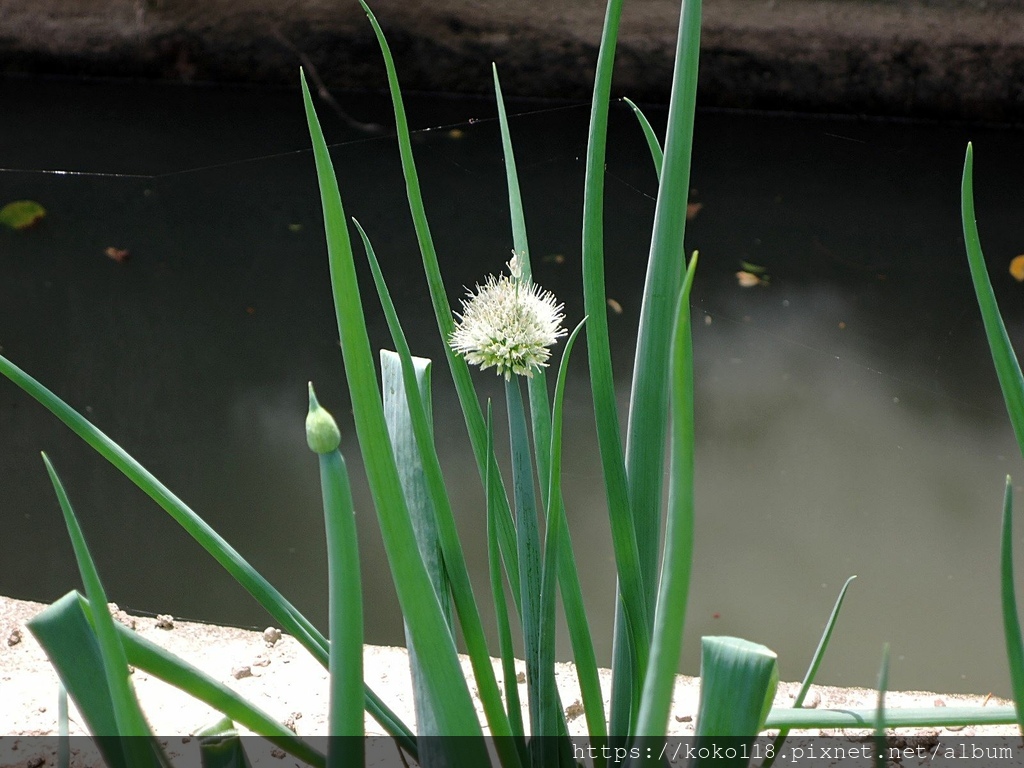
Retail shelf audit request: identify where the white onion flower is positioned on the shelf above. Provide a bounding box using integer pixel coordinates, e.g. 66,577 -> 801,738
449,255 -> 566,379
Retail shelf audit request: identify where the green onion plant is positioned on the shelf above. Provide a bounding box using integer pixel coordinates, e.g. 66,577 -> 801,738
4,1 -> 1024,765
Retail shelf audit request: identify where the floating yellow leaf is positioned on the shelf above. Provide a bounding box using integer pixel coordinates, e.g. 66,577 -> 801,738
0,200 -> 46,230
1010,254 -> 1024,282
607,298 -> 623,314
686,202 -> 703,220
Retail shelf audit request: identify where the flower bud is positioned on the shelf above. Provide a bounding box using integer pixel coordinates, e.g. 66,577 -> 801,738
306,382 -> 341,454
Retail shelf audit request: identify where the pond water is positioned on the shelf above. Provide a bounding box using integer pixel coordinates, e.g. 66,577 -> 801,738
3,75 -> 1024,699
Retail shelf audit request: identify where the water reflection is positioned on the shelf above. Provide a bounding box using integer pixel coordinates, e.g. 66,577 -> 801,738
2,78 -> 1024,697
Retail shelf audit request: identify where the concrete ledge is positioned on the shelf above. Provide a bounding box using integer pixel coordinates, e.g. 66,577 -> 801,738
1,0 -> 1023,120
0,595 -> 1015,740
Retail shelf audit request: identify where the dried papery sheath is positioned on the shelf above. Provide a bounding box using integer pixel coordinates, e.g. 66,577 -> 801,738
449,256 -> 566,379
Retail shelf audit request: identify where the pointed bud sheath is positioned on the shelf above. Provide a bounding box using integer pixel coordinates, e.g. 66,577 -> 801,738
306,382 -> 341,454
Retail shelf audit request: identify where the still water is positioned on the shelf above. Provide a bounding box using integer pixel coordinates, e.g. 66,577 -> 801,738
2,76 -> 1024,698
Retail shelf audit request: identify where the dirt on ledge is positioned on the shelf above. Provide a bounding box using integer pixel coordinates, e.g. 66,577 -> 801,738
1,593 -> 1018,763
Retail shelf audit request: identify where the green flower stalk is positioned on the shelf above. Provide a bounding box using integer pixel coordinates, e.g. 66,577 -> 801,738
449,255 -> 566,379
307,383 -> 363,762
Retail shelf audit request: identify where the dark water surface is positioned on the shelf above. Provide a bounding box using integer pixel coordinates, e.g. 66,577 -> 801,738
3,76 -> 1024,698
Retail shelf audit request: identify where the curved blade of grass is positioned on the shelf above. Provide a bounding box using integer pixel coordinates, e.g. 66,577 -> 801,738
692,636 -> 777,767
582,0 -> 651,737
622,98 -> 664,180
622,0 -> 702,697
1000,476 -> 1024,733
307,385 -> 364,765
71,593 -> 326,766
0,357 -> 326,656
0,354 -> 409,742
873,644 -> 890,768
28,593 -> 133,767
357,2 -> 521,609
41,455 -> 160,762
302,70 -> 486,744
794,575 -> 858,702
536,321 -> 587,757
492,64 -> 531,280
582,0 -> 627,509
963,145 -> 1024,734
764,574 -> 858,768
58,612 -> 313,764
962,143 -> 1024,457
633,253 -> 698,739
359,222 -> 521,762
765,705 -> 1018,730
367,1 -> 521,607
0,368 -> 325,641
486,401 -> 530,756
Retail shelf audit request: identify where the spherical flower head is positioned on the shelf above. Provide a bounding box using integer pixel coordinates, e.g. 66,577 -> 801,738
449,256 -> 567,379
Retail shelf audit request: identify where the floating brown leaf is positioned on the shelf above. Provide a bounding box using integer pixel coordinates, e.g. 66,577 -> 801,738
105,247 -> 130,263
736,271 -> 762,287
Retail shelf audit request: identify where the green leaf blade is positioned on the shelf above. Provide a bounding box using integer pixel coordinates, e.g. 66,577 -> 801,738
1001,477 -> 1024,733
485,402 -> 530,755
314,431 -> 365,762
633,253 -> 699,739
622,98 -> 664,180
41,455 -> 155,744
962,144 -> 1024,459
624,0 -> 701,612
695,636 -> 778,739
766,574 -> 858,767
0,352 -> 409,741
581,0 -> 651,737
28,593 -> 129,763
301,69 -> 486,743
359,0 -> 523,615
362,225 -> 520,761
536,320 -> 587,755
